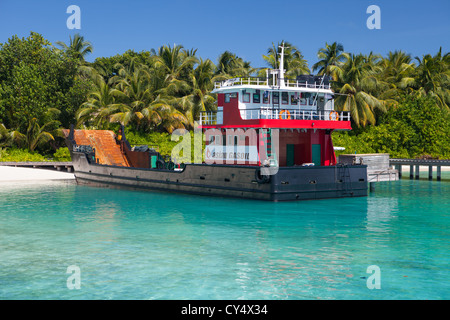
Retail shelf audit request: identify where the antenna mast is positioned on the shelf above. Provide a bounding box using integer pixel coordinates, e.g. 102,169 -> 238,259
278,42 -> 287,88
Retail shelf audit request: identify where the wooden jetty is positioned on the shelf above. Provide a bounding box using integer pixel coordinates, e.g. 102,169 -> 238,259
0,161 -> 74,173
390,158 -> 450,181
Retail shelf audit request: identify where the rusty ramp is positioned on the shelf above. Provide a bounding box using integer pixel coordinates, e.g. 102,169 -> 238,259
63,129 -> 130,167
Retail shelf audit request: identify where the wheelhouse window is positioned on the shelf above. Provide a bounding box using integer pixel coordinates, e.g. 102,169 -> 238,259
301,92 -> 311,105
300,92 -> 306,105
281,92 -> 289,104
225,92 -> 237,103
309,93 -> 315,105
273,92 -> 279,104
263,91 -> 269,104
291,93 -> 299,105
243,92 -> 250,103
253,91 -> 260,103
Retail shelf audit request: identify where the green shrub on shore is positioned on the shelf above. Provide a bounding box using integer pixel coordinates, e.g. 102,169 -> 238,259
332,95 -> 450,159
52,147 -> 71,162
0,148 -> 48,162
124,131 -> 178,156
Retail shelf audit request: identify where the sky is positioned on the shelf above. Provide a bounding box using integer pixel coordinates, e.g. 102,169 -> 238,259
0,0 -> 449,69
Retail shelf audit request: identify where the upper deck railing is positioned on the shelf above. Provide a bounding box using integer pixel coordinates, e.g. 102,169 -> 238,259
214,77 -> 332,90
199,109 -> 350,125
240,108 -> 350,121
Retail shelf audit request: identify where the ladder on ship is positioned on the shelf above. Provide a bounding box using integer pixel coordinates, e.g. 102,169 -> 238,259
261,129 -> 277,166
338,164 -> 354,196
272,92 -> 280,119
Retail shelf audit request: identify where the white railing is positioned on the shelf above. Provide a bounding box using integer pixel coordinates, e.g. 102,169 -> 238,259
199,109 -> 351,125
240,109 -> 350,121
199,111 -> 222,125
214,78 -> 269,89
214,77 -> 331,90
284,79 -> 331,90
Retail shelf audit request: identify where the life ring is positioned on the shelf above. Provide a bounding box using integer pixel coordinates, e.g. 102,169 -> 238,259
279,110 -> 291,120
255,168 -> 270,184
329,111 -> 339,121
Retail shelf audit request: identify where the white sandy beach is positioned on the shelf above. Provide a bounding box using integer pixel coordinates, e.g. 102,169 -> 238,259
0,166 -> 75,182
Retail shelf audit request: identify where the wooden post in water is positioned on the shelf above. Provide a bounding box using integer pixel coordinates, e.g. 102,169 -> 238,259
415,165 -> 420,180
410,165 -> 414,179
437,166 -> 441,181
428,166 -> 433,180
396,165 -> 402,178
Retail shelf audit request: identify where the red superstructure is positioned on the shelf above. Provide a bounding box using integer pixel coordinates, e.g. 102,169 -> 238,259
199,44 -> 351,168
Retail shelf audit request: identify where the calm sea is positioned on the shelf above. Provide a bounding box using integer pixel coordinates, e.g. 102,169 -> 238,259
0,174 -> 449,300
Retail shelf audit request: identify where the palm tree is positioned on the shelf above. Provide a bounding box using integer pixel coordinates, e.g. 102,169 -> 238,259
377,50 -> 416,100
312,42 -> 349,77
177,58 -> 216,128
0,124 -> 12,147
76,73 -> 126,128
214,51 -> 254,80
109,66 -> 154,128
56,33 -> 93,61
144,97 -> 188,133
262,41 -> 310,78
330,53 -> 388,127
152,44 -> 198,85
414,47 -> 450,110
0,123 -> 30,148
10,117 -> 58,152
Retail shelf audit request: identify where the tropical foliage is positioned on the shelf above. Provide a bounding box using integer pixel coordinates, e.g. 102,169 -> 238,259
333,94 -> 450,159
312,42 -> 348,76
0,33 -> 449,159
260,41 -> 310,78
56,33 -> 93,62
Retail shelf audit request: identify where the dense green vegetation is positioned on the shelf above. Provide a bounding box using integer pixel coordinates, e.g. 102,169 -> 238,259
333,94 -> 450,159
0,32 -> 449,161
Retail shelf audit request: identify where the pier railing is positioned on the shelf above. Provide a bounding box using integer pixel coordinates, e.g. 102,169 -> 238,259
390,159 -> 450,166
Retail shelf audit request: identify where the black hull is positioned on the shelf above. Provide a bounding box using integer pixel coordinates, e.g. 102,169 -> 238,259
70,152 -> 368,201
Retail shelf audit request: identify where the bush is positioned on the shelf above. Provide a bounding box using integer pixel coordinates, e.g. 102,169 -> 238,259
124,131 -> 178,156
0,148 -> 48,162
53,147 -> 71,161
332,94 -> 450,159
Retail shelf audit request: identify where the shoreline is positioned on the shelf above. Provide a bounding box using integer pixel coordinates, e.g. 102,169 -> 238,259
0,164 -> 448,183
0,166 -> 75,182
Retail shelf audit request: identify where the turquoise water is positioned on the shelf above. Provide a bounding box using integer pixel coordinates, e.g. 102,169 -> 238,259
0,175 -> 449,300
